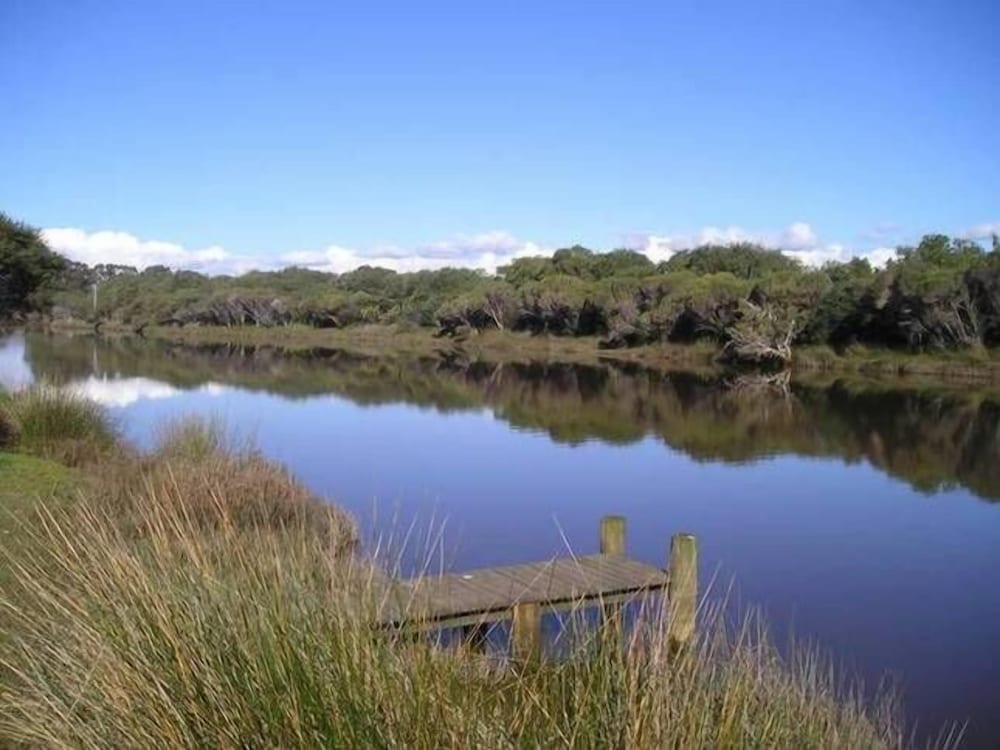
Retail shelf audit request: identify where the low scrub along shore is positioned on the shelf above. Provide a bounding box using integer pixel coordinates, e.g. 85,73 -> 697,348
0,386 -> 960,747
76,320 -> 1000,383
141,325 -> 1000,383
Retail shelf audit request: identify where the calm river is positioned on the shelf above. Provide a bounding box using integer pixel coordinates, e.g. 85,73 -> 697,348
2,331 -> 999,745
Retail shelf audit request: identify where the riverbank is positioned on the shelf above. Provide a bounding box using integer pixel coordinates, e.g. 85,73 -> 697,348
58,320 -> 725,370
44,319 -> 1000,383
0,384 -> 944,747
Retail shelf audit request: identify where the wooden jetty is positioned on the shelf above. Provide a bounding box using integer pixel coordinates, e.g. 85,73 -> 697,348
378,516 -> 698,659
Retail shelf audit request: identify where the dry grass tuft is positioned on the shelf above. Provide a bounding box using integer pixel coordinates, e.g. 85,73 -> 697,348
92,417 -> 358,555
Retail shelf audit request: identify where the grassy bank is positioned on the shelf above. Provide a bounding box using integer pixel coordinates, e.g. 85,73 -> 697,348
794,344 -> 1000,381
129,322 -> 726,371
72,321 -> 1000,383
0,387 -> 958,747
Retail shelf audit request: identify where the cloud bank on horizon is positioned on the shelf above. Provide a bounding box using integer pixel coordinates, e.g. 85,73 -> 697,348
41,221 -> 1000,278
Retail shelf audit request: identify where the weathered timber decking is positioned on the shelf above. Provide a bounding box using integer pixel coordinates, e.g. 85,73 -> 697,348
373,517 -> 698,659
379,553 -> 669,629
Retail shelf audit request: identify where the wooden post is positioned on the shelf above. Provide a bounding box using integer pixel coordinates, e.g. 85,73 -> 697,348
668,533 -> 697,649
512,601 -> 541,662
600,515 -> 626,557
600,515 -> 627,633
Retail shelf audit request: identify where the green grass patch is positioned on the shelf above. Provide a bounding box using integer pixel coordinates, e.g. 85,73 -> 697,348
0,451 -> 80,598
0,451 -> 76,518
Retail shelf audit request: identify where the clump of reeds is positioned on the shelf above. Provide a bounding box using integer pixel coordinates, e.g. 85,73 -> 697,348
87,416 -> 358,555
0,383 -> 117,465
154,415 -> 229,461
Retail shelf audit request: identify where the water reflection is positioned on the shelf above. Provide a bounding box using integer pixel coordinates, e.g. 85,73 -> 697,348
15,331 -> 1000,502
0,335 -> 33,390
66,376 -> 228,407
4,331 -> 1000,745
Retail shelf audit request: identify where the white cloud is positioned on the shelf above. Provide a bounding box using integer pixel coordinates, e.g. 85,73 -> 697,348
963,222 -> 1000,239
47,220 -> 984,278
41,228 -> 271,276
784,243 -> 846,267
279,232 -> 551,275
780,222 -> 819,251
626,222 -> 848,267
42,227 -> 553,277
860,246 -> 898,268
626,222 -> 903,269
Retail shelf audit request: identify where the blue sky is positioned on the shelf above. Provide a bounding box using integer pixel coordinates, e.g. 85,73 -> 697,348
2,0 -> 998,274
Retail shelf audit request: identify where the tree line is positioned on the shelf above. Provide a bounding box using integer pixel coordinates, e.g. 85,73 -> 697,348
4,211 -> 1000,364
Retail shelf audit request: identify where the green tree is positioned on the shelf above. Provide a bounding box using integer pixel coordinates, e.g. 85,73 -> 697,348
662,243 -> 800,279
0,213 -> 66,315
591,249 -> 655,279
500,256 -> 555,286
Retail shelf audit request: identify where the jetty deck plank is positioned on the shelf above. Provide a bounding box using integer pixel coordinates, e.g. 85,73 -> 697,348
379,554 -> 668,627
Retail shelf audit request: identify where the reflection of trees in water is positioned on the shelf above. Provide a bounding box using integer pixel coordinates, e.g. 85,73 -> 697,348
23,332 -> 1000,501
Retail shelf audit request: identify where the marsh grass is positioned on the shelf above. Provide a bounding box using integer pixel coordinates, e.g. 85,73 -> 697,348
0,455 -> 958,748
99,418 -> 357,555
0,409 -> 961,748
0,383 -> 118,465
794,344 -> 1000,381
154,415 -> 230,461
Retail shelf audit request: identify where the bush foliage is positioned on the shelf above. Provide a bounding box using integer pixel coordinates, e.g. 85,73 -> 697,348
0,213 -> 66,316
9,209 -> 1000,363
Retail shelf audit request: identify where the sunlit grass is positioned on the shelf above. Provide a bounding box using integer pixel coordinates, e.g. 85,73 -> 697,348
0,383 -> 118,465
1,482 -> 944,748
154,414 -> 229,461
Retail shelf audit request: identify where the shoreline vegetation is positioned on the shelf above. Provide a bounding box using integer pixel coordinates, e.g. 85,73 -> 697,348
45,318 -> 1000,383
4,212 -> 1000,380
0,385 -> 961,747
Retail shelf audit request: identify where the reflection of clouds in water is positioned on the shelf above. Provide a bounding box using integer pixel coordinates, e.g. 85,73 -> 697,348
0,335 -> 34,390
67,376 -> 228,407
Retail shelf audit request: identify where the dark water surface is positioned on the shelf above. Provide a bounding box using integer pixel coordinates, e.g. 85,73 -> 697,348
3,332 -> 999,745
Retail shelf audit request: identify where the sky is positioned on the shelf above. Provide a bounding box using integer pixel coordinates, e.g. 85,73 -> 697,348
2,0 -> 998,275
